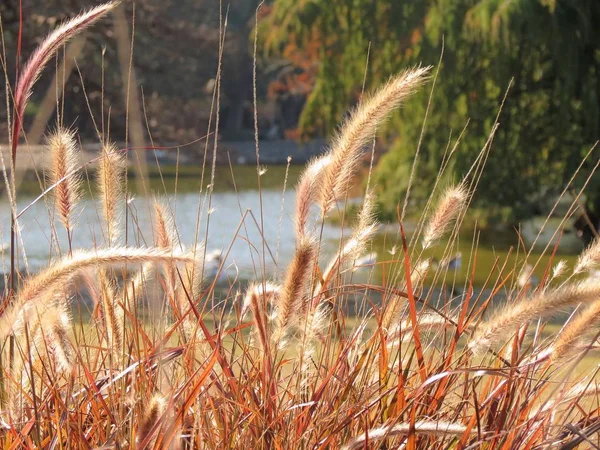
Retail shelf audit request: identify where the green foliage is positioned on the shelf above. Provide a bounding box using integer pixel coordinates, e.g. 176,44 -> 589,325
265,0 -> 600,226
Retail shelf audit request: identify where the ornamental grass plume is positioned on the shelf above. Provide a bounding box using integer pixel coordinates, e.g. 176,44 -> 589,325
341,420 -> 476,450
247,282 -> 270,352
395,312 -> 458,342
574,237 -> 600,273
558,381 -> 600,406
272,235 -> 316,347
469,281 -> 600,353
11,2 -> 119,148
153,199 -> 178,250
137,394 -> 167,447
153,199 -> 179,304
549,298 -> 600,362
294,154 -> 331,239
240,282 -> 281,318
178,245 -> 206,339
30,302 -> 73,373
321,190 -> 378,285
98,269 -> 123,356
552,259 -> 568,280
422,183 -> 468,249
319,66 -> 431,215
97,143 -> 125,246
531,381 -> 600,419
47,128 -> 81,233
298,301 -> 328,374
0,247 -> 195,341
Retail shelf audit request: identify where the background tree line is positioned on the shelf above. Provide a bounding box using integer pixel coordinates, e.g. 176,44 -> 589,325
262,0 -> 600,242
0,0 -> 269,145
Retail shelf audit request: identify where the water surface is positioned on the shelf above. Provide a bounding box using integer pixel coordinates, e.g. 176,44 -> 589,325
0,164 -> 581,288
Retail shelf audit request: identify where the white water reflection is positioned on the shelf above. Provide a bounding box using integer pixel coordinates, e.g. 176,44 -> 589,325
0,188 -> 346,281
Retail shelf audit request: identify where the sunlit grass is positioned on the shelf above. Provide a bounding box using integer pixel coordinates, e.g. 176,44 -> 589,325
2,5 -> 600,449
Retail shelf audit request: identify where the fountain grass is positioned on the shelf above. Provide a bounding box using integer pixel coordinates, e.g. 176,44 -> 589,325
2,3 -> 600,449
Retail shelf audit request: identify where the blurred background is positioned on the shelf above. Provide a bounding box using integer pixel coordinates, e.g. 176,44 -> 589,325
1,0 -> 599,284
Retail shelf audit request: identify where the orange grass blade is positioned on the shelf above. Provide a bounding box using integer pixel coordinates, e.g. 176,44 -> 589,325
158,350 -> 219,448
398,221 -> 426,384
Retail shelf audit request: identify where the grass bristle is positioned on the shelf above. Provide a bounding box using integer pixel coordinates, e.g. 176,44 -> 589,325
422,183 -> 468,249
574,237 -> 600,273
469,281 -> 600,353
319,66 -> 431,215
272,236 -> 316,347
47,128 -> 81,232
97,142 -> 125,246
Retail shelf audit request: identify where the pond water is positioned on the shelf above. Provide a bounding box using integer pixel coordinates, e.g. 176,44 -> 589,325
0,164 -> 582,288
0,165 -> 343,281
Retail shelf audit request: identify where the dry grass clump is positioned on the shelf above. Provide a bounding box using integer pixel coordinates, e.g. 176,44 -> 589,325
3,5 -> 600,449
